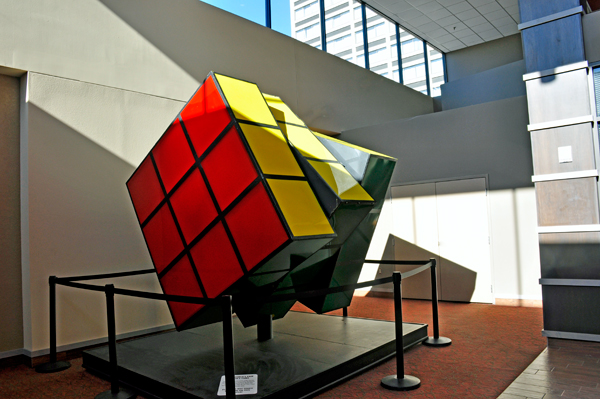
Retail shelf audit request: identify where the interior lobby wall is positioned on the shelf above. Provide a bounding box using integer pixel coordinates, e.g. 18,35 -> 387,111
0,74 -> 24,353
20,72 -> 182,353
342,96 -> 541,301
445,34 -> 524,82
0,0 -> 433,134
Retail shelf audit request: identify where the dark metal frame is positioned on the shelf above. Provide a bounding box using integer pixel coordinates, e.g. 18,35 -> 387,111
423,41 -> 431,96
395,24 -> 404,84
361,3 -> 370,70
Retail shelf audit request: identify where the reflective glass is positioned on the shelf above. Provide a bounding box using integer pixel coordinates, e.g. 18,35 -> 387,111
400,30 -> 427,93
200,0 -> 266,26
366,8 -> 397,81
428,45 -> 445,97
352,1 -> 365,68
271,0 -> 291,36
325,3 -> 352,59
291,0 -> 322,49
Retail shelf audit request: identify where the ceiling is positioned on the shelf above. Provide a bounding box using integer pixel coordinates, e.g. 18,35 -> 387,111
362,0 -> 520,53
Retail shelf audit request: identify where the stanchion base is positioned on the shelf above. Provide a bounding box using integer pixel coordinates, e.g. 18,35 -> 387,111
35,360 -> 71,373
381,375 -> 421,391
423,336 -> 452,347
95,388 -> 137,399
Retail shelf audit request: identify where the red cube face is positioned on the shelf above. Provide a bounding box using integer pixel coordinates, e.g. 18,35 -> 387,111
127,73 -> 332,330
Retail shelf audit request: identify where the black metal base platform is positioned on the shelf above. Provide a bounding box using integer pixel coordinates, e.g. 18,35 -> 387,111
83,311 -> 427,399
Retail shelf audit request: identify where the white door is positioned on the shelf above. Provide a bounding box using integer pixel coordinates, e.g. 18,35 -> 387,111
390,183 -> 440,300
390,178 -> 493,303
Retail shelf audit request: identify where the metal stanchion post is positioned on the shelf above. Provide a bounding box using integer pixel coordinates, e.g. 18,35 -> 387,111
36,276 -> 71,373
257,313 -> 273,342
95,284 -> 136,399
381,272 -> 420,391
222,295 -> 236,399
423,259 -> 452,347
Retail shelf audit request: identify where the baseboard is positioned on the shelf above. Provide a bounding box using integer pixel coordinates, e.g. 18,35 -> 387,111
0,323 -> 175,367
543,330 -> 600,342
494,298 -> 543,308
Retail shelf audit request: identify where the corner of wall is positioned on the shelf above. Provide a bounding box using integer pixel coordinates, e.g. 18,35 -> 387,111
19,72 -> 32,352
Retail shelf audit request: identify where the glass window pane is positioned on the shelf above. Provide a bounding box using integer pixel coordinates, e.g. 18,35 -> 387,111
400,29 -> 426,92
201,0 -> 266,26
325,0 -> 345,9
291,0 -> 322,49
427,45 -> 445,98
271,0 -> 291,36
366,8 -> 397,81
353,1 -> 365,68
594,67 -> 600,117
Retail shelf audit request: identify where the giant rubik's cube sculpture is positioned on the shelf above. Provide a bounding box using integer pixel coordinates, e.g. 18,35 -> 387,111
127,72 -> 396,330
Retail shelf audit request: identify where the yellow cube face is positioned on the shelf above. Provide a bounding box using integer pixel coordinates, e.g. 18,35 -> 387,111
308,160 -> 373,201
239,124 -> 304,178
263,94 -> 305,126
267,179 -> 335,237
279,123 -> 337,161
215,74 -> 277,126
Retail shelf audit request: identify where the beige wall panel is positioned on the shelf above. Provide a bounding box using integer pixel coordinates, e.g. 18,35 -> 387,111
539,231 -> 600,244
0,0 -> 433,134
583,11 -> 600,64
0,74 -> 23,353
530,123 -> 596,175
525,69 -> 591,124
341,96 -> 532,191
24,73 -> 181,351
535,178 -> 600,226
445,34 -> 523,82
0,0 -> 199,101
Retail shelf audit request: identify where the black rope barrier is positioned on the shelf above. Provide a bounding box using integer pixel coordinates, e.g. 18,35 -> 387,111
364,259 -> 431,265
37,258 -> 452,397
398,263 -> 432,280
57,268 -> 155,283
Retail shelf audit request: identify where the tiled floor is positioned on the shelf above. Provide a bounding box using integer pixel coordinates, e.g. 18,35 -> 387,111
498,338 -> 600,399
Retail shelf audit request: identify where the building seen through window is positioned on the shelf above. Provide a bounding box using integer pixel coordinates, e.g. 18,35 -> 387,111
200,0 -> 445,97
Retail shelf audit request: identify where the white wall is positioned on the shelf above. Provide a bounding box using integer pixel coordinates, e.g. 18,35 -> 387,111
441,60 -> 526,110
343,96 -> 541,301
21,72 -> 182,353
444,34 -> 523,82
